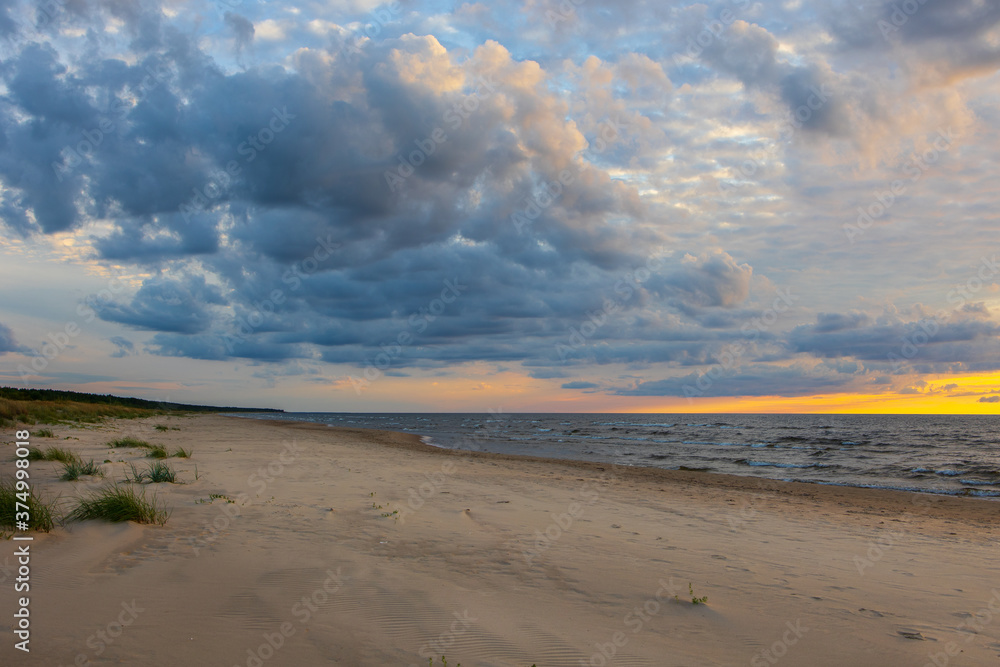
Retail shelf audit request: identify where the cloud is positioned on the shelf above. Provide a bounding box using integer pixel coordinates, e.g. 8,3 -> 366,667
561,381 -> 598,389
109,336 -> 137,358
788,311 -> 1000,371
979,395 -> 1000,403
1,0 -> 999,406
98,275 -> 227,334
0,322 -> 23,355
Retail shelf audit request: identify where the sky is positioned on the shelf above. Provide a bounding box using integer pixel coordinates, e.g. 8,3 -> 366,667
0,0 -> 999,413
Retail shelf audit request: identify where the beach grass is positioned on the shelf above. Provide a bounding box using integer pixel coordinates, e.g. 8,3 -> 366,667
35,428 -> 55,437
106,437 -> 169,458
146,461 -> 177,483
173,446 -> 193,458
145,444 -> 169,459
107,436 -> 151,449
0,478 -> 58,531
125,461 -> 178,484
25,446 -> 82,464
67,484 -> 169,524
60,459 -> 104,481
0,396 -> 158,427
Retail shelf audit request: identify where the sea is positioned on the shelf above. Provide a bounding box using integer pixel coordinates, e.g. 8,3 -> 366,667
231,413 -> 1000,498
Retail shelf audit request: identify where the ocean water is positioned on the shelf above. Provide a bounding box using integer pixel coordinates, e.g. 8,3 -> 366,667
232,413 -> 1000,498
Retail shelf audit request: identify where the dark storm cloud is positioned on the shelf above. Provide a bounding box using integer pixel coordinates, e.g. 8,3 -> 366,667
788,311 -> 1000,371
614,364 -> 856,398
98,275 -> 227,334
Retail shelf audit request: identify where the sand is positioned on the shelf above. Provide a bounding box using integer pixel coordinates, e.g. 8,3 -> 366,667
3,414 -> 1000,666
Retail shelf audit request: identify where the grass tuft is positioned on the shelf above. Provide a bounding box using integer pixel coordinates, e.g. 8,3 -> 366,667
35,428 -> 55,437
37,447 -> 81,464
26,447 -> 46,461
145,444 -> 168,459
146,461 -> 177,483
0,478 -> 57,531
67,484 -> 169,524
60,459 -> 104,481
125,461 -> 178,484
154,425 -> 169,432
107,436 -> 150,449
173,446 -> 193,458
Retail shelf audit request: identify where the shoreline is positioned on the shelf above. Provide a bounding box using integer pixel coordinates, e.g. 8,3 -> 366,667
250,416 -> 1000,526
6,413 -> 1000,666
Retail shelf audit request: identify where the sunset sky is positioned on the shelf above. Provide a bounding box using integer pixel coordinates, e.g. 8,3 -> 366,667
1,0 -> 999,413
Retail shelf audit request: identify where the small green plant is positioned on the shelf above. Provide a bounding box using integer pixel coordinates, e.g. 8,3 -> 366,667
41,447 -> 81,464
125,462 -> 178,484
146,461 -> 176,483
0,478 -> 57,531
107,436 -> 150,449
173,446 -> 193,458
26,447 -> 45,461
689,582 -> 708,605
154,425 -> 169,432
67,484 -> 169,525
145,444 -> 169,459
35,428 -> 55,438
60,459 -> 104,481
209,493 -> 234,503
124,462 -> 147,483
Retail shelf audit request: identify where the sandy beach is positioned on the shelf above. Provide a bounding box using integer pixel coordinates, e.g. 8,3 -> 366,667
4,414 -> 1000,666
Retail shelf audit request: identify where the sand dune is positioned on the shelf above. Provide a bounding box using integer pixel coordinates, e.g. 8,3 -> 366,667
4,414 -> 1000,666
